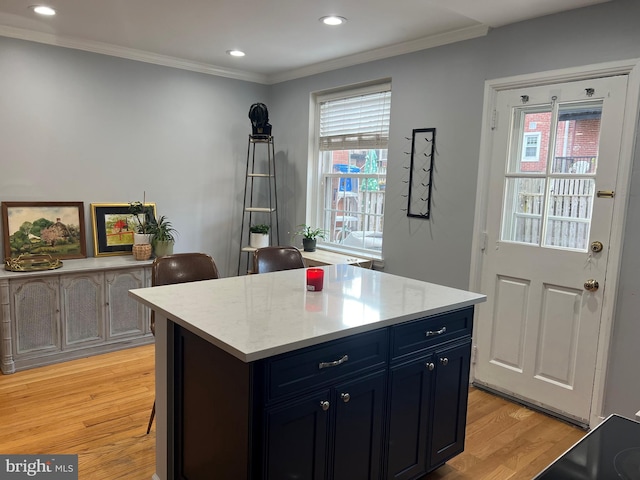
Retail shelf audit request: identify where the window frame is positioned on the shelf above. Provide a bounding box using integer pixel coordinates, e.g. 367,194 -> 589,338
521,132 -> 542,162
308,81 -> 391,260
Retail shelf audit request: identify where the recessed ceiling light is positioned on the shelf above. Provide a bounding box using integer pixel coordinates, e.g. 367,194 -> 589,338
30,5 -> 56,16
227,50 -> 246,57
320,16 -> 347,26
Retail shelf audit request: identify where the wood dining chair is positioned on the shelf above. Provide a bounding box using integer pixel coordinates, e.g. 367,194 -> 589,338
146,252 -> 220,434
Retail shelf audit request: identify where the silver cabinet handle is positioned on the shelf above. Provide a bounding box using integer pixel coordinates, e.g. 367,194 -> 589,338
425,326 -> 446,337
425,362 -> 435,371
318,354 -> 349,369
320,401 -> 330,411
440,357 -> 449,366
341,393 -> 350,403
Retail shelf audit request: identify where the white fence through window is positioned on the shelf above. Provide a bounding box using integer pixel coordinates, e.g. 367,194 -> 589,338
323,173 -> 385,251
508,176 -> 594,250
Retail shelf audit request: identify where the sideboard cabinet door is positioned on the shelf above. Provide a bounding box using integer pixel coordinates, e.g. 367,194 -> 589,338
10,277 -> 60,356
105,268 -> 148,339
60,272 -> 105,347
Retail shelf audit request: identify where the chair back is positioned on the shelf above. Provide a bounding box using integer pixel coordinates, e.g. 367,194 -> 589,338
253,246 -> 305,274
152,252 -> 219,287
150,253 -> 219,334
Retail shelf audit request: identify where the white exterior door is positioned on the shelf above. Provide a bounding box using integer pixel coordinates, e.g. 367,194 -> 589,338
473,75 -> 628,425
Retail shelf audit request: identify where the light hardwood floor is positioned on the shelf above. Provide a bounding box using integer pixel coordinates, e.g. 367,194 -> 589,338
0,345 -> 585,479
0,345 -> 156,479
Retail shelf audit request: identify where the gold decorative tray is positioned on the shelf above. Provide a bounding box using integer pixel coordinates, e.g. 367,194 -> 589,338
4,254 -> 63,272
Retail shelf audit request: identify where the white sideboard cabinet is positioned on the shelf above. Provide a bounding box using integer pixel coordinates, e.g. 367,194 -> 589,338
0,257 -> 154,374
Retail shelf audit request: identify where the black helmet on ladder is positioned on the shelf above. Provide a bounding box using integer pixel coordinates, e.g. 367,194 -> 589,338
248,103 -> 272,137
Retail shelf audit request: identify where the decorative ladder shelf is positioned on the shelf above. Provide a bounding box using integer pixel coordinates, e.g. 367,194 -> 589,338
237,135 -> 280,275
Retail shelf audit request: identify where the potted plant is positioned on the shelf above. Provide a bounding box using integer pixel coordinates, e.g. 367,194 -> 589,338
292,224 -> 327,252
128,201 -> 155,245
151,215 -> 178,257
249,224 -> 270,249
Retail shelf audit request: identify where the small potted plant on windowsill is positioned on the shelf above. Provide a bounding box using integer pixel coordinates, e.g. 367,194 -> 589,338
151,215 -> 178,257
249,224 -> 270,249
292,224 -> 327,252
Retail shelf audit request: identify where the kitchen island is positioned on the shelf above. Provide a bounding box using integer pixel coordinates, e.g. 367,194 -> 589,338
130,264 -> 485,480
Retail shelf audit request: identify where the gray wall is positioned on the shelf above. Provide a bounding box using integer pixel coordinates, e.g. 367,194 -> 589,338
1,0 -> 639,416
0,37 -> 268,276
269,0 -> 640,417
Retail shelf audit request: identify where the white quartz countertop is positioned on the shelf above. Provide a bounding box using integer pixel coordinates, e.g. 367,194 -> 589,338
129,265 -> 486,362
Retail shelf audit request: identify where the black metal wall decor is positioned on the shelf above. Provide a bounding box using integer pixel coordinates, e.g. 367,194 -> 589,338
406,128 -> 435,219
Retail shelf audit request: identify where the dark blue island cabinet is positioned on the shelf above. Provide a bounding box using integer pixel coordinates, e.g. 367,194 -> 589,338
169,307 -> 474,480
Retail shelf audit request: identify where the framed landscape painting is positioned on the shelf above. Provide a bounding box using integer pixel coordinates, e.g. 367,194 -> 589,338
1,201 -> 87,260
91,203 -> 156,257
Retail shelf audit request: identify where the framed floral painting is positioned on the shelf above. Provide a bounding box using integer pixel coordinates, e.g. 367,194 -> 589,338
90,203 -> 156,256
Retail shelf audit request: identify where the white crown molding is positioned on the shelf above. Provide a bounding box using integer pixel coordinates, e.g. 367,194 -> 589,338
0,25 -> 269,84
265,24 -> 490,85
0,23 -> 488,86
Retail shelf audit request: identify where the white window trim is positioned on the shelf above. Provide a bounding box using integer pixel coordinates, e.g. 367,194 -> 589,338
307,81 -> 391,260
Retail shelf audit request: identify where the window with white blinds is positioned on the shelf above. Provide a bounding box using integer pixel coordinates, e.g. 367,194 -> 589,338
309,83 -> 391,258
319,90 -> 391,151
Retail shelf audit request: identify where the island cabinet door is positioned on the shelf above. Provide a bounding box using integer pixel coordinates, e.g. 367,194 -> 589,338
264,389 -> 331,480
332,370 -> 386,480
385,353 -> 434,480
428,340 -> 471,470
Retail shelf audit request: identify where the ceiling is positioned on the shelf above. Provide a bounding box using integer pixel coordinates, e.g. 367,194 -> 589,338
0,0 -> 610,84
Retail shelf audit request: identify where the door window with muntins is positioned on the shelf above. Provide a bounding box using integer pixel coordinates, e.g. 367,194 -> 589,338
501,101 -> 602,252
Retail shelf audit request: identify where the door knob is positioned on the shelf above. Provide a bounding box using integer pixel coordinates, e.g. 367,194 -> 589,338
590,241 -> 604,253
320,401 -> 330,411
341,393 -> 350,403
584,279 -> 599,292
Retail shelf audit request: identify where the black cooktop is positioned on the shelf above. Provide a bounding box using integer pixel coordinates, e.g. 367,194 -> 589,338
535,414 -> 640,479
